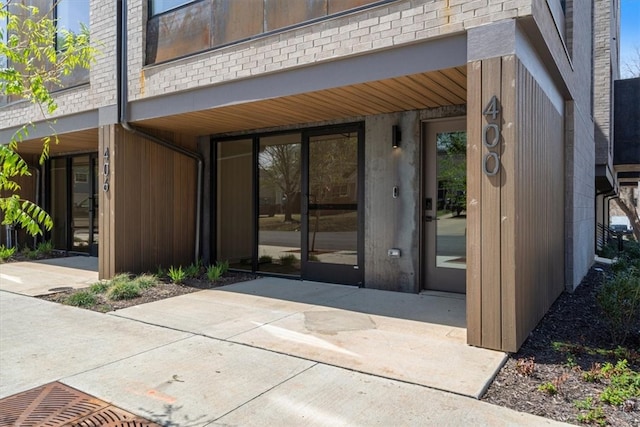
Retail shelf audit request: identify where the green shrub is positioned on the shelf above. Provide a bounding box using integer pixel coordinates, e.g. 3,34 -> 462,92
109,273 -> 133,286
156,265 -> 166,277
107,280 -> 141,300
207,264 -> 224,281
279,254 -> 297,266
217,260 -> 229,275
168,266 -> 186,284
0,245 -> 16,262
184,262 -> 200,278
597,265 -> 640,345
135,274 -> 158,289
599,360 -> 640,406
89,281 -> 110,294
22,247 -> 38,259
65,291 -> 97,307
537,382 -> 558,396
35,240 -> 53,256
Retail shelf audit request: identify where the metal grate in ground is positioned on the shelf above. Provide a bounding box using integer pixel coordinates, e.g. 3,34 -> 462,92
0,382 -> 159,427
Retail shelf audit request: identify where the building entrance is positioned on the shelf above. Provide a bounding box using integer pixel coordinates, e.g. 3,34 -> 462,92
49,154 -> 99,255
423,119 -> 466,293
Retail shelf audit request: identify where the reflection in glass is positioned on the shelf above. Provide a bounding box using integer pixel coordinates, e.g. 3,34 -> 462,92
92,160 -> 99,247
258,134 -> 302,275
217,140 -> 253,270
72,156 -> 91,252
51,158 -> 68,249
436,131 -> 467,269
308,132 -> 358,265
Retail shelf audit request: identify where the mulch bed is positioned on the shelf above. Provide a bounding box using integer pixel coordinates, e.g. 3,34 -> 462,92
482,263 -> 639,426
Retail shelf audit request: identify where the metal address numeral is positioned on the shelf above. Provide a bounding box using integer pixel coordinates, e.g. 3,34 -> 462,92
103,147 -> 110,192
482,95 -> 501,176
483,152 -> 500,176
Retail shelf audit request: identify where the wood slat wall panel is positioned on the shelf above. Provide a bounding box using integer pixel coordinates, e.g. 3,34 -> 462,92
100,126 -> 197,277
466,61 -> 482,347
467,56 -> 565,352
500,55 -> 517,351
511,60 -> 565,350
480,57 -> 503,351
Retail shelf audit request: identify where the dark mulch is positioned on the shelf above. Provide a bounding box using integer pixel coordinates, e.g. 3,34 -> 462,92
38,272 -> 257,312
482,264 -> 639,426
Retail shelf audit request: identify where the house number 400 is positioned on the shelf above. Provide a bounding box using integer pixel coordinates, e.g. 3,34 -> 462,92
482,95 -> 500,176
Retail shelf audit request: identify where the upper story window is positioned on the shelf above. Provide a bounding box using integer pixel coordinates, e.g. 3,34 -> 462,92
149,0 -> 195,16
146,0 -> 389,64
54,0 -> 90,87
55,0 -> 90,49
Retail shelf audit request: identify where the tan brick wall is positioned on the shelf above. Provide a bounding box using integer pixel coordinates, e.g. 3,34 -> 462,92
128,0 -> 533,102
0,0 -> 118,129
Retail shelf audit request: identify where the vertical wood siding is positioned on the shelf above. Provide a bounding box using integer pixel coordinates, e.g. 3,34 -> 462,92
467,56 -> 565,352
513,60 -> 565,348
99,125 -> 197,278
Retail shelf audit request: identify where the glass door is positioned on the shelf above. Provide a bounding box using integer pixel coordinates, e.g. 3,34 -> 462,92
423,119 -> 466,293
302,126 -> 363,285
49,154 -> 98,254
258,133 -> 302,275
71,156 -> 94,252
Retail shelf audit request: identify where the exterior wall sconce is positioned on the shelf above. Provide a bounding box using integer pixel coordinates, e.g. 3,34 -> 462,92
392,125 -> 401,149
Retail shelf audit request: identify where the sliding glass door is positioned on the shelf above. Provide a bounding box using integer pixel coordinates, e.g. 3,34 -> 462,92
302,128 -> 363,285
215,123 -> 363,285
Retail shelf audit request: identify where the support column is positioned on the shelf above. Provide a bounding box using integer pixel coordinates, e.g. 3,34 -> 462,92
466,55 -> 515,351
98,124 -> 117,279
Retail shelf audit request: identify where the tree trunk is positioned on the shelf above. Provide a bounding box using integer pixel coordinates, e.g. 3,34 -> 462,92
616,195 -> 640,242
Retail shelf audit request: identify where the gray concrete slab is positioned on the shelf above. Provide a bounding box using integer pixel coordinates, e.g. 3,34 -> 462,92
0,275 -> 570,426
113,278 -> 506,398
110,278 -> 359,339
232,304 -> 505,398
213,363 -> 569,426
63,336 -> 315,426
0,256 -> 98,296
0,291 -> 190,399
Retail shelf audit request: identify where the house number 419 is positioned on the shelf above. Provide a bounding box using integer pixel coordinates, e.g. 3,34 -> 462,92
482,95 -> 501,176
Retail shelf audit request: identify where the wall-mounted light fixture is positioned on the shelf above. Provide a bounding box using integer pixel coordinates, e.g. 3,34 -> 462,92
392,125 -> 401,149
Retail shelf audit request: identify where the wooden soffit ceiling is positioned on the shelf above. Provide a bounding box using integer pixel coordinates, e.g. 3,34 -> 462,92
13,128 -> 98,157
135,66 -> 467,136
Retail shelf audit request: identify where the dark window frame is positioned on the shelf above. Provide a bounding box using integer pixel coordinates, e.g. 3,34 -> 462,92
211,122 -> 365,286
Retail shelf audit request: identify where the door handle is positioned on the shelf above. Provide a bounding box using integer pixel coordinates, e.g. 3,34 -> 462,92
425,215 -> 437,222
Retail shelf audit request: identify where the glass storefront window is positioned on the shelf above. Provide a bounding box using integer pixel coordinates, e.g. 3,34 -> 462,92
217,139 -> 253,270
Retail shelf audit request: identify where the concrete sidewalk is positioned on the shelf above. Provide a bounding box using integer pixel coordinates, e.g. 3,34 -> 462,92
0,256 -> 98,295
0,258 -> 570,425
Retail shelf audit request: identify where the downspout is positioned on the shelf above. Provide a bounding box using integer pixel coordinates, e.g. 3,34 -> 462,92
117,0 -> 202,262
